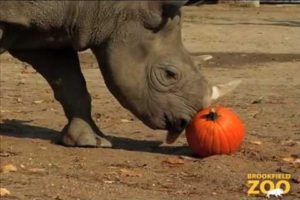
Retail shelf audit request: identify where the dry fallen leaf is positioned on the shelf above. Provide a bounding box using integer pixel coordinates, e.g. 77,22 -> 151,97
28,168 -> 46,173
251,96 -> 264,104
0,152 -> 10,157
250,140 -> 262,145
179,155 -> 199,161
33,100 -> 44,104
200,54 -> 213,61
0,188 -> 11,197
120,119 -> 132,123
1,164 -> 17,173
162,157 -> 185,166
248,108 -> 263,118
120,168 -> 142,177
281,140 -> 300,146
103,180 -> 114,184
282,157 -> 295,163
0,110 -> 10,113
21,66 -> 36,74
291,153 -> 300,159
294,159 -> 300,164
39,146 -> 47,150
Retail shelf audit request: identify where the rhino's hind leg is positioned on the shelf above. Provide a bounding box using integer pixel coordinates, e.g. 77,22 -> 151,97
9,49 -> 112,147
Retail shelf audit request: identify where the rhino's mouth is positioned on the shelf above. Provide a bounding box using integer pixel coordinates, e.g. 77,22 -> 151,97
164,114 -> 190,144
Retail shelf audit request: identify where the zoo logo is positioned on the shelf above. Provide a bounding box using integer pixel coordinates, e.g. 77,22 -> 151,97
247,173 -> 291,198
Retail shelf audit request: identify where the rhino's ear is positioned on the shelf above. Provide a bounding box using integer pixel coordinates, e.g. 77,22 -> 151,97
162,0 -> 188,18
144,1 -> 187,29
163,1 -> 188,8
211,79 -> 242,100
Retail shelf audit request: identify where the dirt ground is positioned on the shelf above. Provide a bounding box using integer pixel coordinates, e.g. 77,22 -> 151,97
1,4 -> 300,200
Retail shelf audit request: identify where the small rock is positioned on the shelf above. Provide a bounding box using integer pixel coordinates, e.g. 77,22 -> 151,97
0,188 -> 11,197
1,164 -> 17,173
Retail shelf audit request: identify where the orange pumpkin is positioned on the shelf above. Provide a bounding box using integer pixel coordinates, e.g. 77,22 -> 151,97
185,106 -> 245,157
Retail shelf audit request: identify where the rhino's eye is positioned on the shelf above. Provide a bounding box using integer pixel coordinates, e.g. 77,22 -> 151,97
149,64 -> 181,92
165,67 -> 179,80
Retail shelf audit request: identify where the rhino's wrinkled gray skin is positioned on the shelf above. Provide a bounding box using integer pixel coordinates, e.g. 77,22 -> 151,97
0,1 -> 239,147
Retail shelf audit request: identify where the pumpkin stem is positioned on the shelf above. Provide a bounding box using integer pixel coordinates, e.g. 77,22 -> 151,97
206,108 -> 219,121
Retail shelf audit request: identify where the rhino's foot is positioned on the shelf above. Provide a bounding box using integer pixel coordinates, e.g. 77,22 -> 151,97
62,118 -> 112,148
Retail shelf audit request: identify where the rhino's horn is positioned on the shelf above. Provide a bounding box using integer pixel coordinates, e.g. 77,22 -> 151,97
211,79 -> 242,100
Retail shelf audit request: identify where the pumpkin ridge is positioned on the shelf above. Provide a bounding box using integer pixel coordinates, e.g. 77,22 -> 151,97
207,124 -> 216,155
218,122 -> 231,154
216,111 -> 234,153
219,110 -> 243,151
199,121 -> 210,156
212,124 -> 221,154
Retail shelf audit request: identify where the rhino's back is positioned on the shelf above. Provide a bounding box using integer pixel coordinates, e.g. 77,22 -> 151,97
0,1 -> 76,50
0,1 -> 69,28
0,1 -> 144,51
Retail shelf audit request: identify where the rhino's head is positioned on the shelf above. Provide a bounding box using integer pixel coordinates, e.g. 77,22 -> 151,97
92,1 -> 240,143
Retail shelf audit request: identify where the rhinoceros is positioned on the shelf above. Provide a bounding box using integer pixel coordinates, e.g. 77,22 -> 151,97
0,1 -> 240,147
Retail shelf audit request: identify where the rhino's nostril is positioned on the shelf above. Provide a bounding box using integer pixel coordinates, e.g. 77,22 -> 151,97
165,114 -> 189,133
180,118 -> 189,129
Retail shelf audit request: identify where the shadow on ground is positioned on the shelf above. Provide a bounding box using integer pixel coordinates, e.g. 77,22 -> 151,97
0,119 -> 193,156
0,119 -> 61,142
206,20 -> 300,28
191,52 -> 300,68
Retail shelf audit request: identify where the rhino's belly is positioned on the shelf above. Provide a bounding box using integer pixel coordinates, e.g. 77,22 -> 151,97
1,27 -> 73,50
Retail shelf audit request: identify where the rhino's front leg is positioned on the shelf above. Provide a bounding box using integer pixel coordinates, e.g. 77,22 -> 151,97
9,49 -> 112,147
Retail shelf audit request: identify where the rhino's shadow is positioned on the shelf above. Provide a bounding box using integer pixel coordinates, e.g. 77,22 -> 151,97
0,119 -> 61,142
0,119 -> 193,156
107,135 -> 193,156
